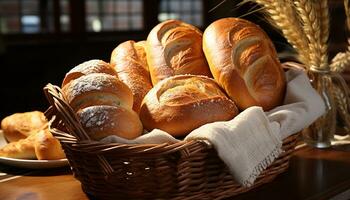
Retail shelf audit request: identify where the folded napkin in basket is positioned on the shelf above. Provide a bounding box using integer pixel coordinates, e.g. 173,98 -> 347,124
101,69 -> 325,187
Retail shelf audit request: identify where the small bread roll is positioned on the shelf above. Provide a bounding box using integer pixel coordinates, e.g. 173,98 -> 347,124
0,129 -> 66,160
62,73 -> 133,112
62,72 -> 143,140
139,75 -> 239,137
62,59 -> 118,87
34,129 -> 66,160
1,111 -> 48,142
110,40 -> 152,113
203,18 -> 286,111
0,132 -> 37,159
77,105 -> 143,140
146,19 -> 212,85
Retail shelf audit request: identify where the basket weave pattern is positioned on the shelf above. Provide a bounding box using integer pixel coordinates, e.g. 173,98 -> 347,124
44,84 -> 299,200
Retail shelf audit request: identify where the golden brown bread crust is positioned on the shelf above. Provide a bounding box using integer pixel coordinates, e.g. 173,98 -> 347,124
0,132 -> 36,159
110,40 -> 153,113
0,128 -> 66,160
146,19 -> 212,85
1,111 -> 48,142
61,59 -> 118,87
77,105 -> 143,140
34,129 -> 66,160
203,18 -> 286,111
62,73 -> 133,112
139,75 -> 239,137
62,68 -> 143,140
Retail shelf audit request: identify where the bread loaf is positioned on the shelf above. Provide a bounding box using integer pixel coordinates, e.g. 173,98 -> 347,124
146,19 -> 212,85
62,71 -> 143,140
1,111 -> 47,142
62,59 -> 118,87
203,18 -> 286,111
139,75 -> 239,137
110,40 -> 152,113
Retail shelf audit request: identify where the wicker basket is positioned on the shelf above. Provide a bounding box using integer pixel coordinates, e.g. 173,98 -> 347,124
43,84 -> 299,200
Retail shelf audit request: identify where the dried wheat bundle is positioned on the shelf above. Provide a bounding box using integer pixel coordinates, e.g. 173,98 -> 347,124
345,0 -> 350,31
330,1 -> 350,73
248,0 -> 350,136
246,0 -> 328,70
331,51 -> 350,73
247,0 -> 310,65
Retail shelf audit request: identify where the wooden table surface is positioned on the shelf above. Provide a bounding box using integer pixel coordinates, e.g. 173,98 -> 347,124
1,144 -> 350,200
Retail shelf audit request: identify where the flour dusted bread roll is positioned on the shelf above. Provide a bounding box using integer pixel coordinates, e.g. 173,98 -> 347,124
146,19 -> 212,85
1,111 -> 47,142
139,75 -> 239,137
110,40 -> 152,113
62,72 -> 143,140
77,105 -> 143,140
62,73 -> 133,112
62,59 -> 118,87
203,18 -> 286,111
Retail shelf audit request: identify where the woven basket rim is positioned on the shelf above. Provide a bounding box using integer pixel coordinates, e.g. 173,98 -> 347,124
43,83 -> 299,152
43,82 -> 300,199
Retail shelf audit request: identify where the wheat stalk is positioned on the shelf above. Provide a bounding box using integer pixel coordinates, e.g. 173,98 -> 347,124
345,0 -> 350,31
333,85 -> 350,131
331,51 -> 350,72
330,1 -> 350,73
294,0 -> 322,69
317,0 -> 329,69
247,0 -> 310,65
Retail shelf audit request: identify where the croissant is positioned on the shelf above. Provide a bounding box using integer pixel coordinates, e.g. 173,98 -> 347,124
1,111 -> 48,142
0,129 -> 66,160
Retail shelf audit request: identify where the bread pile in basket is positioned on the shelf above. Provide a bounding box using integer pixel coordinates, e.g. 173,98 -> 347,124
42,17 -> 308,200
61,17 -> 286,140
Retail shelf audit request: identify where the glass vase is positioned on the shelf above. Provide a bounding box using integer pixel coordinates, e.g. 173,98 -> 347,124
302,71 -> 337,148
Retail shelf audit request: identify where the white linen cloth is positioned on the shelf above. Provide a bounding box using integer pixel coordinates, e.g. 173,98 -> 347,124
101,69 -> 325,187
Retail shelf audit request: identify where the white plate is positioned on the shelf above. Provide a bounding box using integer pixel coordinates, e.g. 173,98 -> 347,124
0,130 -> 69,169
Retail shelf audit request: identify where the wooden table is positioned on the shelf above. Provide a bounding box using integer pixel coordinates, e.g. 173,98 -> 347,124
1,144 -> 350,200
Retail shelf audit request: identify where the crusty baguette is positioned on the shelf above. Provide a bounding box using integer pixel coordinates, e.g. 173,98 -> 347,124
203,18 -> 286,111
110,40 -> 153,113
146,19 -> 212,85
139,75 -> 239,137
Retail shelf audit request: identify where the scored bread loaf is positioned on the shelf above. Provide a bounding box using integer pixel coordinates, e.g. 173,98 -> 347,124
110,40 -> 153,113
1,111 -> 48,142
139,75 -> 239,137
62,71 -> 143,140
62,59 -> 118,87
203,18 -> 286,111
146,19 -> 212,85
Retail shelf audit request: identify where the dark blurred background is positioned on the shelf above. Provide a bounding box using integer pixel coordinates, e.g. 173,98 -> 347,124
0,0 -> 348,119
